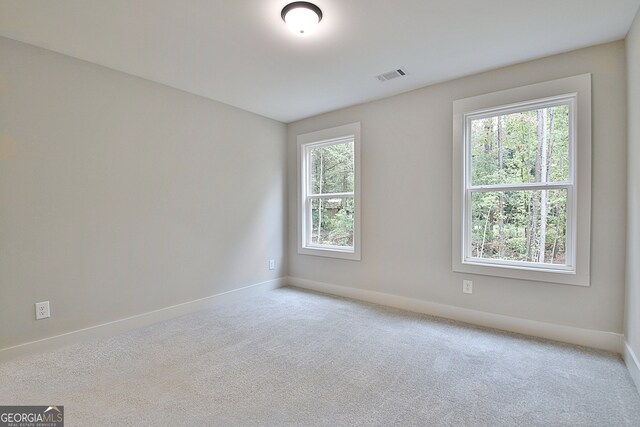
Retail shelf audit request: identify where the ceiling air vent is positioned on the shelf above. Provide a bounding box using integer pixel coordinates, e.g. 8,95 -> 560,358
376,68 -> 408,82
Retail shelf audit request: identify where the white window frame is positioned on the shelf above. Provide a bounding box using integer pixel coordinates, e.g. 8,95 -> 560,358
297,122 -> 361,261
452,74 -> 591,286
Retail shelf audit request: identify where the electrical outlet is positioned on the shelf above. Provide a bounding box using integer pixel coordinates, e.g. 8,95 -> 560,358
269,259 -> 275,270
463,280 -> 473,294
35,301 -> 50,320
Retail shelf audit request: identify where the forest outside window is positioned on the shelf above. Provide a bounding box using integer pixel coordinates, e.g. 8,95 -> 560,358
452,75 -> 591,285
298,123 -> 361,260
466,97 -> 575,271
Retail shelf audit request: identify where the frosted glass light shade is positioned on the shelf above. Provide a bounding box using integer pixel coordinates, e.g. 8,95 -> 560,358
281,2 -> 323,35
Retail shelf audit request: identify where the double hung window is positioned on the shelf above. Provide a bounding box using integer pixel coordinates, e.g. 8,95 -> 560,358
452,75 -> 591,285
297,123 -> 361,260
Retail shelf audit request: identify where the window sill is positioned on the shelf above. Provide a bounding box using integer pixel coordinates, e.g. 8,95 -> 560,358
464,258 -> 575,274
453,258 -> 588,287
299,246 -> 361,261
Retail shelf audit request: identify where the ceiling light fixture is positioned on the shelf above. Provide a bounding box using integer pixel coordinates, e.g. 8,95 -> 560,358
281,2 -> 323,35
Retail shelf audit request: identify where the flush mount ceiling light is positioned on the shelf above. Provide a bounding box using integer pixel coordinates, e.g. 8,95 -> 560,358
281,2 -> 323,35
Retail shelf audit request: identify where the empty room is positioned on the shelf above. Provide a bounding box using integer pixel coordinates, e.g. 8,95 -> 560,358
2,0 -> 640,425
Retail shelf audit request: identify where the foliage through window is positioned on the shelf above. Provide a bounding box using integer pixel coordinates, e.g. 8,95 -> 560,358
298,122 -> 360,260
465,97 -> 575,270
305,138 -> 355,248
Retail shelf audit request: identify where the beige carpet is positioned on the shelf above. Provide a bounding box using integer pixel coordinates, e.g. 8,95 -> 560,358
1,287 -> 639,426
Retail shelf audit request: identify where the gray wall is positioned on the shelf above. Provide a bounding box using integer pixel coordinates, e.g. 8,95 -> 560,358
0,37 -> 287,349
288,41 -> 627,334
0,34 -> 631,351
626,10 -> 640,366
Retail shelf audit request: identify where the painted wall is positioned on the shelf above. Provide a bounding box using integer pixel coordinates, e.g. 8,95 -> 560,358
0,37 -> 287,350
288,41 -> 627,335
626,8 -> 640,384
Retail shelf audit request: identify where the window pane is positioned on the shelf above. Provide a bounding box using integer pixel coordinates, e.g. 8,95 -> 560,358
310,197 -> 354,247
310,141 -> 354,194
470,104 -> 570,186
470,190 -> 567,265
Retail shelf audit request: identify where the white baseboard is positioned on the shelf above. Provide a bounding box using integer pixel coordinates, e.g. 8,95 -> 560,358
625,341 -> 640,392
0,278 -> 286,362
287,276 -> 623,353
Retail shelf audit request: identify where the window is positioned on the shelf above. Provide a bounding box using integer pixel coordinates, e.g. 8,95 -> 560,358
452,75 -> 591,285
467,98 -> 575,270
298,122 -> 361,260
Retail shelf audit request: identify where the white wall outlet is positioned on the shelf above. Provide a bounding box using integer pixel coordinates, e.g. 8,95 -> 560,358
269,259 -> 275,270
463,280 -> 473,294
35,301 -> 50,320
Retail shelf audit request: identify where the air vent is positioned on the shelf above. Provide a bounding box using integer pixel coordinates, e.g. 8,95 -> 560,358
376,68 -> 408,82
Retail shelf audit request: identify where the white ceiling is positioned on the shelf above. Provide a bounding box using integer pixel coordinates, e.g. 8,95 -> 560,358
1,0 -> 639,123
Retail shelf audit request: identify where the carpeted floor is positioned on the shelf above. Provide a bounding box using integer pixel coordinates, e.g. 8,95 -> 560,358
1,286 -> 639,426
